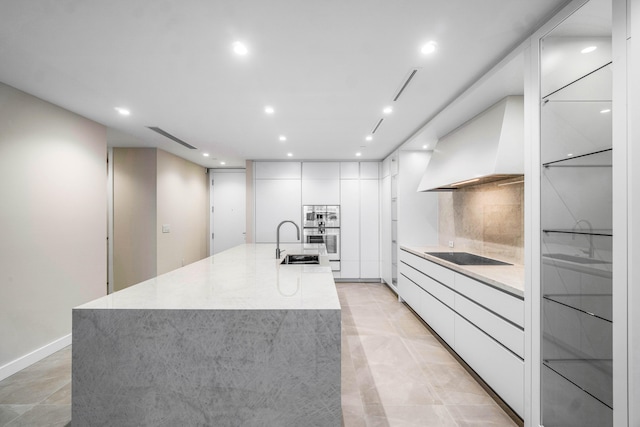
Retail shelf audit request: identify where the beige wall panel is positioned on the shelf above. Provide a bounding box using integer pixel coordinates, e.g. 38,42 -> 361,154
156,150 -> 208,275
0,82 -> 106,368
113,148 -> 157,290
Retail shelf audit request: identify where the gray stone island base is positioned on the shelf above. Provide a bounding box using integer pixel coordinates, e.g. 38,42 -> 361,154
72,308 -> 341,426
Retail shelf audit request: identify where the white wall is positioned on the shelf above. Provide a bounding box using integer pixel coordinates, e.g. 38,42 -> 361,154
0,82 -> 107,378
397,151 -> 439,247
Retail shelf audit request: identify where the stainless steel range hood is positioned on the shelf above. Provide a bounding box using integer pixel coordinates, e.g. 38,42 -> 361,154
417,96 -> 524,191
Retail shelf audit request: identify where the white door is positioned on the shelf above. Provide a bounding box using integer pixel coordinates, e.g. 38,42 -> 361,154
211,170 -> 246,255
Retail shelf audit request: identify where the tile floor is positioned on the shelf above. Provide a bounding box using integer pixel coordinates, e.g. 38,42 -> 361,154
0,282 -> 518,426
338,282 -> 518,426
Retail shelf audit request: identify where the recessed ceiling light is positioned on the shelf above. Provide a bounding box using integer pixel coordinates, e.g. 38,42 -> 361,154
220,161 -> 226,165
567,153 -> 574,157
279,135 -> 287,141
114,107 -> 130,116
600,108 -> 611,113
421,41 -> 437,55
365,135 -> 373,141
356,152 -> 362,157
232,41 -> 248,56
383,106 -> 393,114
203,153 -> 210,157
265,106 -> 275,114
422,145 -> 428,149
581,46 -> 597,54
287,152 -> 293,157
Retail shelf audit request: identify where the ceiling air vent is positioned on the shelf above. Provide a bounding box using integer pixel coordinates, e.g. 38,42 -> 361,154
371,118 -> 384,134
393,68 -> 419,101
147,126 -> 197,149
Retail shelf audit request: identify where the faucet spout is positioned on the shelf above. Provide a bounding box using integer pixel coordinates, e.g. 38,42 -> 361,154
572,219 -> 594,258
276,220 -> 300,259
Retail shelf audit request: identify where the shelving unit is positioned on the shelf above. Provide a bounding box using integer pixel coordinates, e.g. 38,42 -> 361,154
539,1 -> 613,424
391,170 -> 398,288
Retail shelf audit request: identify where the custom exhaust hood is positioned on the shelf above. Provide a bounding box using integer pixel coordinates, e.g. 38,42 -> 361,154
417,96 -> 524,191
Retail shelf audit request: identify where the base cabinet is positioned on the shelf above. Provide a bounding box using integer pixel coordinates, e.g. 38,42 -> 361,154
399,249 -> 524,418
454,314 -> 524,416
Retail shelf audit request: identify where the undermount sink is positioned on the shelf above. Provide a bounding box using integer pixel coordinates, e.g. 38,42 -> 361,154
544,253 -> 611,265
280,254 -> 320,265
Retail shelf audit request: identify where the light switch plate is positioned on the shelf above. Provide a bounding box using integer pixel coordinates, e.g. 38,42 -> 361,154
162,224 -> 170,233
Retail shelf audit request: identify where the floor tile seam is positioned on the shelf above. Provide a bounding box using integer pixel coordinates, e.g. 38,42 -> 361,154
341,316 -> 370,411
0,412 -> 22,427
392,321 -> 460,404
34,381 -> 71,406
343,340 -> 374,413
347,309 -> 392,412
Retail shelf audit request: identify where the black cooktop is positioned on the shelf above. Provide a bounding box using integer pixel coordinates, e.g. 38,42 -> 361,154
425,252 -> 512,266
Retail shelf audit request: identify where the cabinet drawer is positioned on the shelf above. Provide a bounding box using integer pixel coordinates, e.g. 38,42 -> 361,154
455,273 -> 524,328
420,290 -> 455,347
399,250 -> 455,286
400,261 -> 454,308
398,273 -> 422,314
454,294 -> 524,358
454,314 -> 524,417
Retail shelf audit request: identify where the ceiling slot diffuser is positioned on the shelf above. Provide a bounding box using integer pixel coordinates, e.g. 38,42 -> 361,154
147,126 -> 197,149
371,118 -> 384,134
393,68 -> 419,101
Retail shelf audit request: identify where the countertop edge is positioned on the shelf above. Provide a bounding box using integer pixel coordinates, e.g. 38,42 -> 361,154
400,246 -> 524,298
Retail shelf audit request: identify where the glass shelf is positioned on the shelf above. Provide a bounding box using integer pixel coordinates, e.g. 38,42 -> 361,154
543,359 -> 613,409
542,298 -> 613,407
543,294 -> 612,322
542,62 -> 612,101
543,229 -> 612,237
543,148 -> 612,168
542,364 -> 613,427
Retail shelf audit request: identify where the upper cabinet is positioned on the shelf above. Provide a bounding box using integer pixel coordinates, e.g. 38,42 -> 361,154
340,162 -> 360,179
302,162 -> 340,180
255,162 -> 301,179
359,162 -> 380,179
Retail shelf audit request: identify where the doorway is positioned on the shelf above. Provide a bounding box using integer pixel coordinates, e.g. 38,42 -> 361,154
210,169 -> 246,255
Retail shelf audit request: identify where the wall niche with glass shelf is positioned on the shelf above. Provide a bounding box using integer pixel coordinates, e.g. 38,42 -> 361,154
539,0 -> 613,425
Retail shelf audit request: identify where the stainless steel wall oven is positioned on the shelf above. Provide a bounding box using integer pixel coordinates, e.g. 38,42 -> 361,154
303,205 -> 340,271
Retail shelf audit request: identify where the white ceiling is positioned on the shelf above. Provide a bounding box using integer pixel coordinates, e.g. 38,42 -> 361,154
0,0 -> 570,168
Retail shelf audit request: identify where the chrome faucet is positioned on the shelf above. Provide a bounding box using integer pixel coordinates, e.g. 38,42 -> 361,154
572,219 -> 594,258
276,220 -> 300,259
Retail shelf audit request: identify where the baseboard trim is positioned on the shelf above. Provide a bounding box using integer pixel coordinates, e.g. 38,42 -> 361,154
0,334 -> 72,381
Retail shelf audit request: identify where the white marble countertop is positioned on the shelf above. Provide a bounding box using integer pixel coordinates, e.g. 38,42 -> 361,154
76,243 -> 340,310
401,245 -> 524,297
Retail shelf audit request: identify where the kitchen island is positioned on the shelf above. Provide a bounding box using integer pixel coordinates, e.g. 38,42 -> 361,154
72,243 -> 341,426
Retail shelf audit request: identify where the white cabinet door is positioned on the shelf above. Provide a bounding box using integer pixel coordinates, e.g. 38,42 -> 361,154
301,162 -> 340,205
360,162 -> 380,179
340,180 -> 360,278
340,162 -> 359,179
255,162 -> 301,179
454,314 -> 524,417
360,179 -> 379,278
398,272 -> 422,313
380,175 -> 392,285
255,179 -> 301,243
302,162 -> 340,180
211,170 -> 246,255
301,179 -> 340,205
